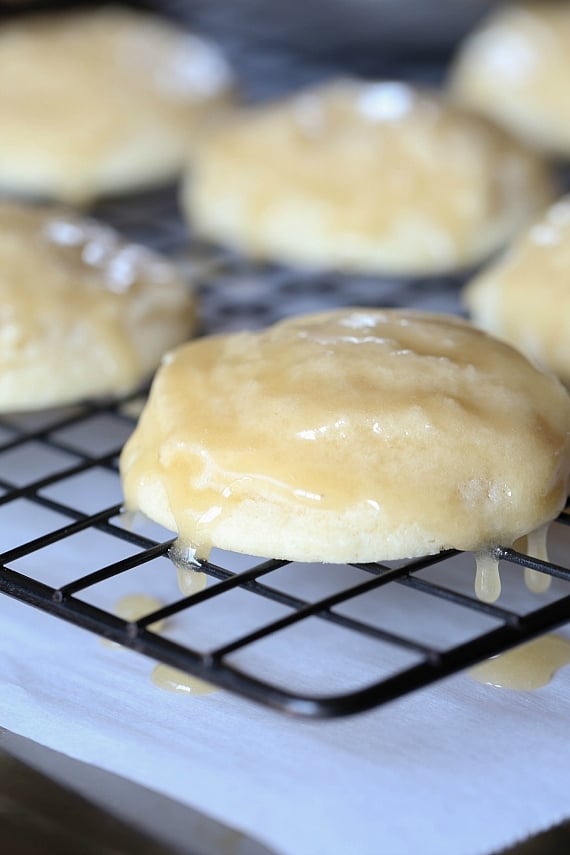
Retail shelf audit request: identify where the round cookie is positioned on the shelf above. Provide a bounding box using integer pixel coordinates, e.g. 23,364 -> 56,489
182,79 -> 553,276
0,6 -> 234,203
0,201 -> 196,410
449,1 -> 570,157
120,308 -> 570,564
464,196 -> 570,385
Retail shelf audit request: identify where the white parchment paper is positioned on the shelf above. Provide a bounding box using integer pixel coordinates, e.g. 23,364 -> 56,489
2,542 -> 570,855
1,417 -> 570,855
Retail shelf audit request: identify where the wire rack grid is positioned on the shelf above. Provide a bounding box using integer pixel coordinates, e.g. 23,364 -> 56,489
1,188 -> 570,718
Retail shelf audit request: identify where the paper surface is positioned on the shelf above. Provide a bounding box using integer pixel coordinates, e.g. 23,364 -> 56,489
2,511 -> 570,855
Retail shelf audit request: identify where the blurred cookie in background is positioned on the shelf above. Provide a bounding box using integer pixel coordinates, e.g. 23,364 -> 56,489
450,1 -> 570,158
0,5 -> 235,204
0,200 -> 197,411
183,79 -> 553,277
464,195 -> 570,385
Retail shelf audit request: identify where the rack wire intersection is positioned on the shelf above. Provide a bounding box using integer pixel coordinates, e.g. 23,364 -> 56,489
0,189 -> 569,718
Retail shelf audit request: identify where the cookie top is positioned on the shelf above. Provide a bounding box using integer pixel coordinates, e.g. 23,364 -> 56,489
0,201 -> 196,410
450,1 -> 570,156
184,79 -> 552,275
120,308 -> 570,563
0,6 -> 234,202
465,196 -> 570,385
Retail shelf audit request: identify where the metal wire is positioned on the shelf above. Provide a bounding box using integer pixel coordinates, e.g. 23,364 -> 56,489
0,0 -> 569,713
0,186 -> 569,718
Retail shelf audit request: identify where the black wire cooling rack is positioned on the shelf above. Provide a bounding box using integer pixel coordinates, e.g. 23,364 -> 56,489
1,187 -> 570,719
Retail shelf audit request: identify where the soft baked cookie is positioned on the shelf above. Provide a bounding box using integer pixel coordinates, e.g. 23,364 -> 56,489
450,1 -> 570,157
464,196 -> 570,385
120,308 -> 570,574
0,201 -> 196,410
0,6 -> 233,203
182,80 -> 553,276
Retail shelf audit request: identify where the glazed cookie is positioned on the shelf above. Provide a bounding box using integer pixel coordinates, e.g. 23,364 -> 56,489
464,196 -> 570,385
0,201 -> 196,410
0,6 -> 234,202
120,308 -> 570,580
183,80 -> 552,275
450,1 -> 570,157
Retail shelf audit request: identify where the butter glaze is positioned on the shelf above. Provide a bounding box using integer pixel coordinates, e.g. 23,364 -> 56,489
114,594 -> 166,630
101,593 -> 165,647
474,553 -> 501,604
120,309 -> 570,569
151,664 -> 216,695
470,634 -> 570,690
